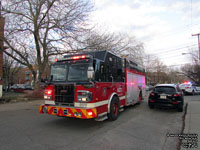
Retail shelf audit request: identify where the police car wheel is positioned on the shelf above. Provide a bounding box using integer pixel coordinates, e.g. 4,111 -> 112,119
192,90 -> 195,95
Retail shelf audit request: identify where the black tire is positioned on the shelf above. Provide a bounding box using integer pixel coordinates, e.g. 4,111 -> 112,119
177,104 -> 183,112
192,90 -> 195,95
108,96 -> 120,121
148,103 -> 154,109
138,92 -> 142,104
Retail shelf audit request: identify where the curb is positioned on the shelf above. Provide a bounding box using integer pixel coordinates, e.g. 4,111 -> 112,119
177,103 -> 188,150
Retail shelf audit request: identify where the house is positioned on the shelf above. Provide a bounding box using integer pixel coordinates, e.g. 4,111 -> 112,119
15,66 -> 50,85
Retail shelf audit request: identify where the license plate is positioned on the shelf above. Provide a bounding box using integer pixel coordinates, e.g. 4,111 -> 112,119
160,95 -> 166,99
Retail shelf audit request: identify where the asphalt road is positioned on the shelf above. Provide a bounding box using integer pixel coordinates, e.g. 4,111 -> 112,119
0,94 -> 198,150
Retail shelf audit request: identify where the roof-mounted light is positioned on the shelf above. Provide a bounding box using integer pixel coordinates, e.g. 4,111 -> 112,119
57,54 -> 92,62
72,55 -> 86,60
183,81 -> 192,84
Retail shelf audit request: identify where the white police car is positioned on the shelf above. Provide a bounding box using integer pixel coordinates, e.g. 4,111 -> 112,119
179,82 -> 200,95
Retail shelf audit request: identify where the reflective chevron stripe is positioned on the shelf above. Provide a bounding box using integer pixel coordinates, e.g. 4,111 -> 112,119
40,105 -> 97,119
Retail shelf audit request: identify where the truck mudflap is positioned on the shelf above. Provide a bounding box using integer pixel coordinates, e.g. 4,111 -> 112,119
39,105 -> 97,119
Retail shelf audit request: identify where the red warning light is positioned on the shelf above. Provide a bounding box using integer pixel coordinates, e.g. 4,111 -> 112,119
72,56 -> 80,60
72,55 -> 86,60
45,89 -> 52,95
81,55 -> 86,59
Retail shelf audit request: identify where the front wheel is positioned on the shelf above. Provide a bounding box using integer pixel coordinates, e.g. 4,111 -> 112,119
108,96 -> 120,121
177,104 -> 183,112
148,102 -> 154,109
138,92 -> 142,104
192,90 -> 195,95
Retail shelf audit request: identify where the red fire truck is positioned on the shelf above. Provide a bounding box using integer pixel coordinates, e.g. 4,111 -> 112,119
40,50 -> 145,121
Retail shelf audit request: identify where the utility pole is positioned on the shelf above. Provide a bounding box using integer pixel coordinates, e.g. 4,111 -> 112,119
192,33 -> 200,64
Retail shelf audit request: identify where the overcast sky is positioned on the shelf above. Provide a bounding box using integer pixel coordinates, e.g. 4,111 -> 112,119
90,0 -> 200,67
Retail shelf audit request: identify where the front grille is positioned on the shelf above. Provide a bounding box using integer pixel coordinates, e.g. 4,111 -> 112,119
55,84 -> 75,106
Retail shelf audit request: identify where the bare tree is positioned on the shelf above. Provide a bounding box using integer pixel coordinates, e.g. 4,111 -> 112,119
180,51 -> 200,84
144,56 -> 168,84
79,31 -> 144,64
181,63 -> 200,84
3,54 -> 21,91
1,0 -> 92,89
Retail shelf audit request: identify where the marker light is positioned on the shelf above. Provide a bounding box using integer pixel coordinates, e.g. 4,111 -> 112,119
44,85 -> 54,100
150,92 -> 155,96
173,94 -> 180,97
44,89 -> 52,95
88,112 -> 93,116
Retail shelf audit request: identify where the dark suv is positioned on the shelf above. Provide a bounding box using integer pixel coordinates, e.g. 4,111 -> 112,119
148,84 -> 184,112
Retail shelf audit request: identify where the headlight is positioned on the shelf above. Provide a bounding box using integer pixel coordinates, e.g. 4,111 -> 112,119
44,87 -> 54,100
44,95 -> 52,100
77,90 -> 93,102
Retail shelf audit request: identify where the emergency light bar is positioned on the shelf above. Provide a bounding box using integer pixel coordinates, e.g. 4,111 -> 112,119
183,81 -> 192,84
55,54 -> 92,62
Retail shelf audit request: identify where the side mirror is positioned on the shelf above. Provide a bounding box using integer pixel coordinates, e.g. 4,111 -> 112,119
87,66 -> 94,80
50,75 -> 53,81
44,78 -> 48,83
109,76 -> 113,82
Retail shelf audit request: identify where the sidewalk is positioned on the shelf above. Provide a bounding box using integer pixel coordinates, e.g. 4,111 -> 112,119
181,101 -> 200,149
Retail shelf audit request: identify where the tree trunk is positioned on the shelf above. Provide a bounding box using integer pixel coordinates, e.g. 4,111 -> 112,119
32,71 -> 38,91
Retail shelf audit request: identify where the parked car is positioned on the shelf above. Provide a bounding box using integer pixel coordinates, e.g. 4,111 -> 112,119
146,85 -> 154,91
148,84 -> 184,112
179,83 -> 200,95
10,84 -> 25,92
24,85 -> 33,90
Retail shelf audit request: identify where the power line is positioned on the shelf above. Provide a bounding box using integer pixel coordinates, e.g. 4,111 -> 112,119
146,42 -> 197,53
159,49 -> 198,58
143,23 -> 200,44
159,55 -> 192,60
147,44 -> 198,56
144,55 -> 191,63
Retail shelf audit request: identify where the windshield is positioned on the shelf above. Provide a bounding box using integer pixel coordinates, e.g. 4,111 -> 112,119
179,84 -> 191,87
50,63 -> 92,82
154,86 -> 176,94
51,65 -> 67,81
68,63 -> 89,81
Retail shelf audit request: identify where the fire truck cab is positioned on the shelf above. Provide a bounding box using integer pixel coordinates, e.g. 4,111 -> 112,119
40,50 -> 145,121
